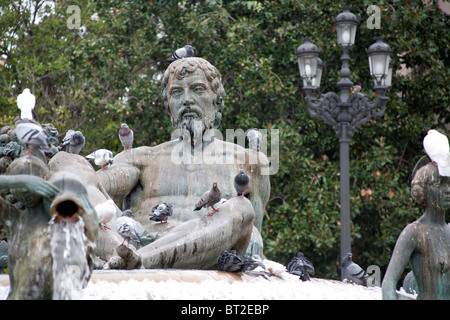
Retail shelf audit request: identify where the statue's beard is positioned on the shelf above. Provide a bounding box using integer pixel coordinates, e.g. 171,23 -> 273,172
174,106 -> 214,144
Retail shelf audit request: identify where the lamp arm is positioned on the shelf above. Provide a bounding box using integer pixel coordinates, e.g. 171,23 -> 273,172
347,92 -> 388,129
304,90 -> 341,132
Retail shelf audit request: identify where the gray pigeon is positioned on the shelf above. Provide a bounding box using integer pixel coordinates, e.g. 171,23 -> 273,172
167,45 -> 194,62
287,252 -> 315,281
149,202 -> 173,223
119,123 -> 133,150
14,118 -> 52,155
217,250 -> 264,273
86,149 -> 114,169
246,128 -> 262,152
194,182 -> 222,215
115,209 -> 141,247
59,129 -> 85,154
342,252 -> 369,286
234,169 -> 250,197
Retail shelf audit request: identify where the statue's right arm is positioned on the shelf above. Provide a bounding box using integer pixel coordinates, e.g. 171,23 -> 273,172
381,224 -> 416,300
96,162 -> 141,200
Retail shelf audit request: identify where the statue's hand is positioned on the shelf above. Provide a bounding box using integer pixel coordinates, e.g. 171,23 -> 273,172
22,175 -> 59,199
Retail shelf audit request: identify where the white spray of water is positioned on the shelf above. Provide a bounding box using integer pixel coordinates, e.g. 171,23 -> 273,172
49,216 -> 91,300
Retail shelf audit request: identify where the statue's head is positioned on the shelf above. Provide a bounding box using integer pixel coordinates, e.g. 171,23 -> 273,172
161,57 -> 226,138
7,156 -> 50,207
411,163 -> 450,209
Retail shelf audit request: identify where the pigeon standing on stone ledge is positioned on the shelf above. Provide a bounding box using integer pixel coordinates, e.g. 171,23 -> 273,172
15,119 -> 52,155
194,182 -> 222,215
86,149 -> 113,169
149,202 -> 173,223
116,209 -> 141,247
287,252 -> 315,281
342,252 -> 369,286
119,123 -> 133,150
234,169 -> 250,197
59,129 -> 85,154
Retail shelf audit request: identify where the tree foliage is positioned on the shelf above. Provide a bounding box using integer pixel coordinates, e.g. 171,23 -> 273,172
0,0 -> 448,279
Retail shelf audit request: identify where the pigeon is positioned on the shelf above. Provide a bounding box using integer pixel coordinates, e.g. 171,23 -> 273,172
86,149 -> 114,169
17,88 -> 36,120
14,118 -> 52,155
234,169 -> 250,197
246,128 -> 262,152
341,252 -> 369,286
194,182 -> 222,215
115,209 -> 141,247
149,202 -> 173,223
287,252 -> 315,281
217,250 -> 264,273
167,45 -> 194,62
119,123 -> 133,150
423,129 -> 450,176
351,85 -> 361,94
95,199 -> 116,230
59,129 -> 85,154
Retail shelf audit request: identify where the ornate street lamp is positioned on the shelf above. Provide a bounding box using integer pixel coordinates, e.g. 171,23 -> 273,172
295,5 -> 392,279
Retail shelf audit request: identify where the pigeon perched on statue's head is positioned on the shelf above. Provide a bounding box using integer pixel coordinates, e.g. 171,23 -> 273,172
167,45 -> 194,62
234,169 -> 250,197
149,202 -> 173,223
194,182 -> 222,215
423,129 -> 450,177
119,123 -> 133,150
342,252 -> 369,286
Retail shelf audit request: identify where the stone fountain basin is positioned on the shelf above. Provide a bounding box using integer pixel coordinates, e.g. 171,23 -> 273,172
0,268 -> 411,300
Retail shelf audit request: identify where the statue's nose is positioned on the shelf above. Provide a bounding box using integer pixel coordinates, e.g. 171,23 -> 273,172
182,89 -> 194,106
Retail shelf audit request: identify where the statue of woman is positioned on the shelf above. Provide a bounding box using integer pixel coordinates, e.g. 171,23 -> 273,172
382,162 -> 450,300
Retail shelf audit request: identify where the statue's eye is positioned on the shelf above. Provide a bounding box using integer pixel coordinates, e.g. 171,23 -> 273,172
170,87 -> 182,97
193,85 -> 205,93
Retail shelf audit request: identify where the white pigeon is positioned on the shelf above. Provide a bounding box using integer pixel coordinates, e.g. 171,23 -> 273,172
17,88 -> 36,120
423,129 -> 450,176
116,209 -> 141,247
167,45 -> 194,62
95,199 -> 116,230
14,119 -> 52,156
86,149 -> 113,169
246,128 -> 262,152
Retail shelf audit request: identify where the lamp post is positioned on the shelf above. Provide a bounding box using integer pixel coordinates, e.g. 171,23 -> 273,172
295,5 -> 392,279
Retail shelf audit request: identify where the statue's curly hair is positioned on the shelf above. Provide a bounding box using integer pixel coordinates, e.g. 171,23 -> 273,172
411,163 -> 439,206
161,57 -> 226,129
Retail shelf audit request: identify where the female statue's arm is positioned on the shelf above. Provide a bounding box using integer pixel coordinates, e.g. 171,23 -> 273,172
382,224 -> 417,300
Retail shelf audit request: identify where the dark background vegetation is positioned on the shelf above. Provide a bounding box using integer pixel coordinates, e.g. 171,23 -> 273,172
1,0 -> 448,279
